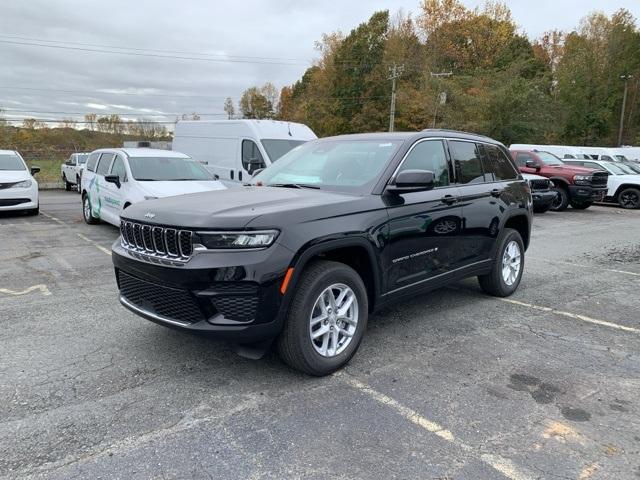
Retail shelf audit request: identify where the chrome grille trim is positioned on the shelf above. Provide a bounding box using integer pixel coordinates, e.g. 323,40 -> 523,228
120,220 -> 193,262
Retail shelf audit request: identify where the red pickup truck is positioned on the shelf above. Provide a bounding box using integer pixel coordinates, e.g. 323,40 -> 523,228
510,150 -> 609,211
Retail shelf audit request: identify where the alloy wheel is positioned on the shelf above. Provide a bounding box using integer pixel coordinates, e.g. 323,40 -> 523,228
501,240 -> 521,286
620,191 -> 639,209
309,283 -> 358,357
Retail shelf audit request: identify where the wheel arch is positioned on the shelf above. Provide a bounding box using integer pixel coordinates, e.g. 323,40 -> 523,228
288,237 -> 382,313
502,213 -> 530,250
549,177 -> 569,188
613,183 -> 640,199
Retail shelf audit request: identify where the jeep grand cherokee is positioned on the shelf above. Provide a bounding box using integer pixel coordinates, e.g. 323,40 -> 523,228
112,130 -> 532,376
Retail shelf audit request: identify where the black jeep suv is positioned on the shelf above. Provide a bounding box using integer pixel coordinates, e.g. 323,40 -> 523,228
113,130 -> 532,376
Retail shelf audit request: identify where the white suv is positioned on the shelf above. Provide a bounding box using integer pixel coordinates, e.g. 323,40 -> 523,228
80,148 -> 226,227
0,150 -> 39,215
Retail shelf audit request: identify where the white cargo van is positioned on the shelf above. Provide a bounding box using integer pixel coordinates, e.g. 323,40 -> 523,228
172,120 -> 317,185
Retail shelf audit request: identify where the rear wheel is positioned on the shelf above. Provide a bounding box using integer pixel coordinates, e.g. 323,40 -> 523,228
570,201 -> 592,210
76,176 -> 82,194
550,187 -> 569,211
63,174 -> 72,191
82,194 -> 99,224
478,228 -> 524,297
618,188 -> 640,209
277,260 -> 368,376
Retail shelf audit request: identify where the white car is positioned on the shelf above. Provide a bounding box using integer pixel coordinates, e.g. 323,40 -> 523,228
0,150 -> 39,216
61,152 -> 89,193
564,158 -> 640,209
80,148 -> 226,227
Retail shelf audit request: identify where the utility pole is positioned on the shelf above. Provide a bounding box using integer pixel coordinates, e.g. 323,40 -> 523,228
388,64 -> 404,132
430,72 -> 452,128
618,74 -> 633,146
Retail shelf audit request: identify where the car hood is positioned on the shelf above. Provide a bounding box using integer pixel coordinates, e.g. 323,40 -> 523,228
0,170 -> 31,182
545,165 -> 601,174
122,186 -> 366,229
136,180 -> 226,198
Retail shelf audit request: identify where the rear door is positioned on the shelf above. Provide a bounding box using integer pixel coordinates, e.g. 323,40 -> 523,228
451,140 -> 521,266
382,139 -> 464,294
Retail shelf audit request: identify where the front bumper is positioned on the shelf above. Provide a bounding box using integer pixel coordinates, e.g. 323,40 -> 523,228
112,241 -> 295,343
0,183 -> 38,211
568,185 -> 607,203
531,190 -> 557,209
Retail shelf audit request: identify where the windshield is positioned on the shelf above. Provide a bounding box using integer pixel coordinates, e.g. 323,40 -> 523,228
602,162 -> 629,175
0,153 -> 26,171
261,139 -> 307,162
536,151 -> 564,166
252,139 -> 403,193
615,155 -> 628,161
128,156 -> 215,181
76,154 -> 89,165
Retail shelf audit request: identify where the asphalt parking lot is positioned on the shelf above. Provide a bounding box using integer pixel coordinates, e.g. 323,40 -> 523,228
1,191 -> 640,480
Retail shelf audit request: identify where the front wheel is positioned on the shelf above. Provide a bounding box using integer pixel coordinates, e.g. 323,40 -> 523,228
277,260 -> 368,376
63,174 -> 72,191
478,228 -> 524,297
82,194 -> 99,224
76,177 -> 82,194
618,188 -> 640,209
570,201 -> 592,210
550,187 -> 569,211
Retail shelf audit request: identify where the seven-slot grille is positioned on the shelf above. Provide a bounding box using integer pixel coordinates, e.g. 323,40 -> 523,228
590,171 -> 609,187
120,220 -> 193,259
529,179 -> 551,191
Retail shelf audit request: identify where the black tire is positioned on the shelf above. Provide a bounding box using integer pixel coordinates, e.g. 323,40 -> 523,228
76,177 -> 82,194
82,194 -> 99,224
550,187 -> 569,211
570,201 -> 592,210
478,228 -> 524,297
277,260 -> 368,376
618,187 -> 640,209
533,204 -> 551,214
26,205 -> 39,216
63,174 -> 72,191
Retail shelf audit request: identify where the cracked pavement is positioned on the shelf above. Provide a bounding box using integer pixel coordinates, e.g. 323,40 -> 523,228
1,191 -> 639,479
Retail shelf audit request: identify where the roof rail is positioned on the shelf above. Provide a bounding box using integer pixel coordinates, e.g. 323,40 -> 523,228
421,128 -> 493,140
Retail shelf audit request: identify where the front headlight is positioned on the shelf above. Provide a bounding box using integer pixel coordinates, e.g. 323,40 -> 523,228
573,174 -> 591,185
11,179 -> 32,189
197,230 -> 279,249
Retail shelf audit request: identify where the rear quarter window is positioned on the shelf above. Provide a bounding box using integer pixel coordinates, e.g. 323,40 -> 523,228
480,144 -> 519,181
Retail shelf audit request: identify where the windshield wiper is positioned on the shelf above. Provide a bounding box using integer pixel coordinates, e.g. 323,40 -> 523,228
135,178 -> 157,181
268,183 -> 321,189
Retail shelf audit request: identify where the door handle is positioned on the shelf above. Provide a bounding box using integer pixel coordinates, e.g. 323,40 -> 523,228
440,194 -> 458,205
490,188 -> 504,197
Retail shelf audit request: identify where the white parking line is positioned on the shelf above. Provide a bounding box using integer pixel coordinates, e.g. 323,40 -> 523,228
40,212 -> 66,226
499,298 -> 640,334
77,233 -> 112,256
341,375 -> 536,480
0,284 -> 51,297
532,258 -> 640,278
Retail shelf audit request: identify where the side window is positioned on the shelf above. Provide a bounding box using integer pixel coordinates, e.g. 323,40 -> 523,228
450,141 -> 484,184
110,156 -> 127,181
480,144 -> 518,181
398,140 -> 449,187
96,153 -> 114,176
515,152 -> 534,168
86,153 -> 99,172
582,162 -> 601,170
241,140 -> 265,171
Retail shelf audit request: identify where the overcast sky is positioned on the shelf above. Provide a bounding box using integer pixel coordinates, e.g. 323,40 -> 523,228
1,0 -> 638,127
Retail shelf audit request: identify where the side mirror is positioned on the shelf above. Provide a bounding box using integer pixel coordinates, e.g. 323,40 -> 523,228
104,175 -> 121,189
386,169 -> 435,194
246,158 -> 265,175
30,166 -> 40,175
525,160 -> 539,170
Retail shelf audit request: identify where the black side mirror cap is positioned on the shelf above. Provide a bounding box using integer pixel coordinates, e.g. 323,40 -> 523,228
30,166 -> 40,175
386,169 -> 435,194
525,160 -> 539,169
104,174 -> 121,188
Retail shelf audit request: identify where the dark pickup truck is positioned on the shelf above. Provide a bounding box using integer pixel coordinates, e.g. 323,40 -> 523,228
511,150 -> 608,211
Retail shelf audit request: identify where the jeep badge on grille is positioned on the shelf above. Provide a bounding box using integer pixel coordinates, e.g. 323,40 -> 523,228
144,212 -> 156,219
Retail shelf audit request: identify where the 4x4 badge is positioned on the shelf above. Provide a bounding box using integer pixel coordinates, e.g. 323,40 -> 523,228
144,212 -> 156,219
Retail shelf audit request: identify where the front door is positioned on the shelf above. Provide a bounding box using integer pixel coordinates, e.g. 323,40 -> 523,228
240,139 -> 266,183
101,154 -> 127,224
382,139 -> 464,295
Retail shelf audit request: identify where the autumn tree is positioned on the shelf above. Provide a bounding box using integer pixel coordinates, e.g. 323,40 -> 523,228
240,85 -> 275,119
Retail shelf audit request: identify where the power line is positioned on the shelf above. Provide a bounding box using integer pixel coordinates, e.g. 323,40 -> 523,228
0,39 -> 309,66
0,33 -> 310,62
1,108 -> 227,117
